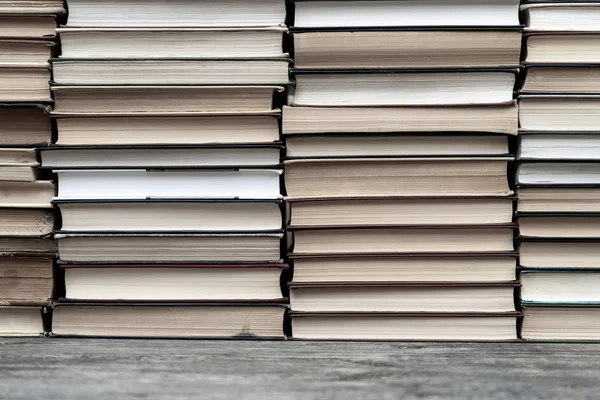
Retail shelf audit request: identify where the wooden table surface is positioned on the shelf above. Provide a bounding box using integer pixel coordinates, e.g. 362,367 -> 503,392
1,339 -> 599,399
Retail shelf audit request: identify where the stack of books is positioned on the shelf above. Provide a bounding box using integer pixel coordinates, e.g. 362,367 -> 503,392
284,0 -> 521,341
0,0 -> 63,336
518,1 -> 600,341
40,0 -> 290,339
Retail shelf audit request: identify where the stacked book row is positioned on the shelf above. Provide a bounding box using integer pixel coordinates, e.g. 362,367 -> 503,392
38,0 -> 290,338
518,0 -> 600,341
284,0 -> 521,341
0,0 -> 63,336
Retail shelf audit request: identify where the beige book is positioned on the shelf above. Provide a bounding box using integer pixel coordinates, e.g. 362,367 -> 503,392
64,266 -> 285,301
55,115 -> 279,145
289,198 -> 513,226
291,227 -> 515,254
286,135 -> 509,158
520,241 -> 600,269
284,158 -> 513,198
0,165 -> 38,181
57,201 -> 282,232
525,34 -> 600,64
522,307 -> 600,341
0,257 -> 53,303
0,181 -> 54,208
293,31 -> 522,68
52,59 -> 290,85
292,256 -> 517,283
0,307 -> 43,337
0,15 -> 56,39
0,0 -> 64,14
520,96 -> 600,131
289,284 -> 516,313
52,86 -> 284,114
0,40 -> 53,66
0,106 -> 51,145
0,237 -> 56,254
519,216 -> 600,238
291,314 -> 518,341
518,188 -> 600,213
0,148 -> 36,164
522,67 -> 600,94
55,233 -> 283,263
0,65 -> 52,102
0,209 -> 53,236
52,305 -> 286,338
282,105 -> 518,135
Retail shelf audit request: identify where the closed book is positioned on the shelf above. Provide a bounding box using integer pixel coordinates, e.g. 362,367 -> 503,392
61,264 -> 288,302
291,311 -> 520,341
54,232 -> 283,263
289,282 -> 518,313
292,30 -> 521,69
57,27 -> 287,59
54,169 -> 282,200
51,302 -> 287,339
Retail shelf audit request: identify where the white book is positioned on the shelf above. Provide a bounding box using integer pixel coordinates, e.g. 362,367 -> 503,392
57,201 -> 283,232
520,134 -> 600,160
517,163 -> 600,185
51,59 -> 290,85
55,169 -> 282,200
66,0 -> 286,27
58,27 -> 286,59
522,2 -> 600,32
40,146 -> 281,168
521,271 -> 600,303
291,71 -> 515,106
293,0 -> 520,28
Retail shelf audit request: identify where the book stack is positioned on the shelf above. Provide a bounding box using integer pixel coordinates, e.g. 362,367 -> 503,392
518,1 -> 600,341
284,0 -> 521,341
40,0 -> 290,339
0,0 -> 63,337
